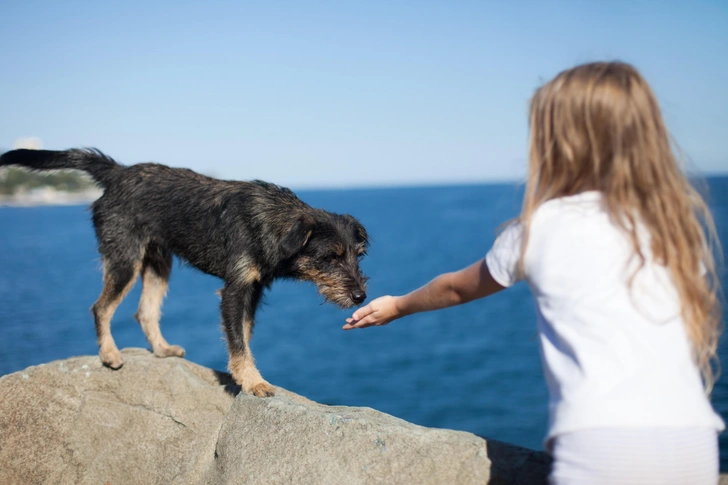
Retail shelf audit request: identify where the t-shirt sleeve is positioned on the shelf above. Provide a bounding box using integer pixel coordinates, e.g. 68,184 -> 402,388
485,221 -> 524,288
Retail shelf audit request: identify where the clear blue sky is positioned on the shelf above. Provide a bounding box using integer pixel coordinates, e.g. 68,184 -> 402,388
1,1 -> 726,188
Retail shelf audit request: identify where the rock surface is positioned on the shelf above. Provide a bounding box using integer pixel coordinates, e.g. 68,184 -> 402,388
0,348 -> 549,484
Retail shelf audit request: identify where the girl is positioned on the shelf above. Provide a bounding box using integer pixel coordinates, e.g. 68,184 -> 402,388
344,62 -> 724,484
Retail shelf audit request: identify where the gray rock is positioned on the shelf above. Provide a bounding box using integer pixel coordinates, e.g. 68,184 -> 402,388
210,392 -> 550,485
0,348 -> 232,485
0,347 -> 550,484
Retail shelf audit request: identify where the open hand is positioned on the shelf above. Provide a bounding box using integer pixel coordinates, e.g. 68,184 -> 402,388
343,295 -> 401,330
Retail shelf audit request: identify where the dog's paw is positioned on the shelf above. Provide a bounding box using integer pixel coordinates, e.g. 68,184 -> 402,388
100,350 -> 124,370
154,344 -> 186,358
247,382 -> 276,397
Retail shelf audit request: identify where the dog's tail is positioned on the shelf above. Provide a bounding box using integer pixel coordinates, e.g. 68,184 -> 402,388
0,148 -> 122,188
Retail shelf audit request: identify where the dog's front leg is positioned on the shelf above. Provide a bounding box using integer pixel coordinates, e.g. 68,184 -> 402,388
220,283 -> 275,397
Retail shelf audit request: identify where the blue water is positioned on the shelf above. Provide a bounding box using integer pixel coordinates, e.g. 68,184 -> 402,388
2,179 -> 728,469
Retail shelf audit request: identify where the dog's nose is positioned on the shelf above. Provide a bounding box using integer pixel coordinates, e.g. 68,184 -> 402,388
351,290 -> 366,304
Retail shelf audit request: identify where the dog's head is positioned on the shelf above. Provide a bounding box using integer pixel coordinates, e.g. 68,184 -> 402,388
280,211 -> 369,308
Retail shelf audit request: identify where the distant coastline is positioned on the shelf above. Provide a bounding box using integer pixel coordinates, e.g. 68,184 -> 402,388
0,186 -> 102,207
0,164 -> 102,208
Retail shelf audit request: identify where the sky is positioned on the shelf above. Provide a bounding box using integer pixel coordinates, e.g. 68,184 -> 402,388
1,0 -> 727,189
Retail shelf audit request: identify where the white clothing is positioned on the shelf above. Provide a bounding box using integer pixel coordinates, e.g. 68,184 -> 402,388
548,427 -> 718,485
484,191 -> 724,445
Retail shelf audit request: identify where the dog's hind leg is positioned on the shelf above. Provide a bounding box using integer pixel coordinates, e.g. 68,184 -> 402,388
91,253 -> 143,369
135,244 -> 185,359
220,283 -> 275,397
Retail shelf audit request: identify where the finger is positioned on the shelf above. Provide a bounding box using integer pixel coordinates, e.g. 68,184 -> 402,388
344,318 -> 366,330
351,314 -> 381,329
343,319 -> 371,330
351,304 -> 374,321
343,316 -> 369,330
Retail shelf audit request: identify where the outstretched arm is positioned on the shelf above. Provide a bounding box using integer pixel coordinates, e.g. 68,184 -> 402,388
343,258 -> 505,330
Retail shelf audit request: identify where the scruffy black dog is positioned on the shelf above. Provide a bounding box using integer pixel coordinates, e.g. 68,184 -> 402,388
0,148 -> 369,397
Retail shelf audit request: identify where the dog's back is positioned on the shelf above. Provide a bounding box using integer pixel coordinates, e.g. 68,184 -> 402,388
92,161 -> 312,278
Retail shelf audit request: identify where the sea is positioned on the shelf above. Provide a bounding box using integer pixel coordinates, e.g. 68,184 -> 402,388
2,177 -> 728,470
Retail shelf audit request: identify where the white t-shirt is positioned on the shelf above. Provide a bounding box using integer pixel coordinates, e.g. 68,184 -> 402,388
485,191 -> 724,445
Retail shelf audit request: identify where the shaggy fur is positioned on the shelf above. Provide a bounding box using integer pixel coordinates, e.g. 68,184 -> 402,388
0,148 -> 370,396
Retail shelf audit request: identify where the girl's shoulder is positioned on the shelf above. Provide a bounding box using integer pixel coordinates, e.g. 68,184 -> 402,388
538,190 -> 603,213
527,191 -> 623,251
531,191 -> 606,226
497,191 -> 607,242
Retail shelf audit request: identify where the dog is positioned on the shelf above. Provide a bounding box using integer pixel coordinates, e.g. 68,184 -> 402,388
0,148 -> 369,397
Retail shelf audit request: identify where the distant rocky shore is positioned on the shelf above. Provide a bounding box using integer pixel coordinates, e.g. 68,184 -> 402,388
0,164 -> 101,207
0,186 -> 102,207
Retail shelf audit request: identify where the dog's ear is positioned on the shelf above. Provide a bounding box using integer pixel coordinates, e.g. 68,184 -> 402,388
280,215 -> 315,260
343,214 -> 369,252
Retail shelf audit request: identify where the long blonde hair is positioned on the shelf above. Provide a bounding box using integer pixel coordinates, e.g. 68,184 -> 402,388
519,61 -> 722,391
